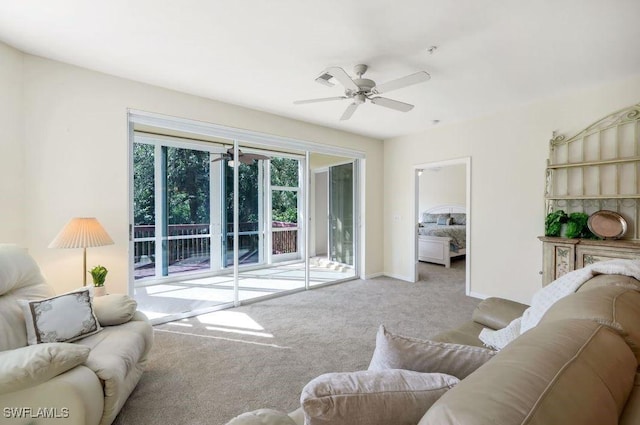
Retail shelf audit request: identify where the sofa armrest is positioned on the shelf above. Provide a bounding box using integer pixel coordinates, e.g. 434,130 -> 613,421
472,297 -> 529,330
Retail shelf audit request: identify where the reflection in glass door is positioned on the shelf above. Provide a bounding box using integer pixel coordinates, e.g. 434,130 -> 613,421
329,162 -> 354,266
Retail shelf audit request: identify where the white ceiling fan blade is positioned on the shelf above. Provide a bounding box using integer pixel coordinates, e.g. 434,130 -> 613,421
372,71 -> 430,94
294,96 -> 347,105
370,97 -> 414,112
340,103 -> 359,121
322,67 -> 359,92
242,153 -> 271,162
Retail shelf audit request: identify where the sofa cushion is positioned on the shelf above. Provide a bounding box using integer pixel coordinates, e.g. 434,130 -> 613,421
471,297 -> 529,330
225,409 -> 298,425
19,287 -> 101,344
420,319 -> 636,425
540,285 -> 640,362
93,293 -> 138,326
301,369 -> 458,425
369,325 -> 495,379
0,342 -> 90,395
0,245 -> 55,351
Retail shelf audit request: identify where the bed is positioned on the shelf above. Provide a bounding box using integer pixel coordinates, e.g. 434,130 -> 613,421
417,205 -> 467,268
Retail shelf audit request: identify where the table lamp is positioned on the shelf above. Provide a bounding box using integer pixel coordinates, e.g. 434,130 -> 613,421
49,217 -> 114,286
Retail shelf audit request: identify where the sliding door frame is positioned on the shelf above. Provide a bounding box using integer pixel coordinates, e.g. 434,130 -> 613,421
128,109 -> 365,304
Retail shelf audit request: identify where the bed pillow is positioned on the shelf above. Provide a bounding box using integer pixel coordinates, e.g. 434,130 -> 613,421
19,287 -> 101,345
450,213 -> 466,225
301,369 -> 459,425
368,325 -> 496,379
437,216 -> 453,226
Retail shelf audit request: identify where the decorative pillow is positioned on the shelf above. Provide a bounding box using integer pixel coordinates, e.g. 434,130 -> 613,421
225,409 -> 297,425
301,369 -> 459,425
92,293 -> 137,326
19,288 -> 101,345
368,325 -> 496,379
0,343 -> 90,396
450,213 -> 466,225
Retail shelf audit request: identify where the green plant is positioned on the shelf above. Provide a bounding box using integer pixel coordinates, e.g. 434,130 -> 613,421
565,212 -> 597,239
89,265 -> 108,287
544,210 -> 568,236
545,210 -> 599,239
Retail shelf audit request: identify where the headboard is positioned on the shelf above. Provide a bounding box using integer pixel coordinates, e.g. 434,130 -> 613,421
423,204 -> 466,215
420,204 -> 467,224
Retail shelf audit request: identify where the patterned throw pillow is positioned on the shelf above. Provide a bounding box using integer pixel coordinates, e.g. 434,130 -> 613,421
19,288 -> 101,345
437,216 -> 453,226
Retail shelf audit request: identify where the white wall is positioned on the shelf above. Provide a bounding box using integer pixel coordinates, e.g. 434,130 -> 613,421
0,43 -> 25,246
8,51 -> 383,294
418,164 -> 466,214
384,74 -> 640,303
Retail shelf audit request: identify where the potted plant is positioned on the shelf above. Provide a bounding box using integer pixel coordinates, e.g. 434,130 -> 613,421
544,210 -> 568,237
545,210 -> 599,239
89,265 -> 108,296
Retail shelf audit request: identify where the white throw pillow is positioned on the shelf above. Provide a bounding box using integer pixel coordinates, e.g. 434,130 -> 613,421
0,343 -> 90,395
19,287 -> 102,345
92,293 -> 137,326
368,325 -> 496,379
301,369 -> 459,425
225,409 -> 297,425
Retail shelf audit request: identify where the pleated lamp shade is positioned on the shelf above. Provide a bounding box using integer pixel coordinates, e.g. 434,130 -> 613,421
49,217 -> 114,248
49,217 -> 114,286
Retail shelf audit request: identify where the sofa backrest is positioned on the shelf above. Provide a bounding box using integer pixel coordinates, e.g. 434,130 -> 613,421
540,284 -> 640,363
419,319 -> 637,425
0,244 -> 55,351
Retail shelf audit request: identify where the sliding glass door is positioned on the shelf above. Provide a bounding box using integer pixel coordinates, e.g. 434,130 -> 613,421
133,138 -> 219,279
128,115 -> 362,323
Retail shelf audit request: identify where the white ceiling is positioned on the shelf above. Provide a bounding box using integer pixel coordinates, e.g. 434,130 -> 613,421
0,0 -> 639,139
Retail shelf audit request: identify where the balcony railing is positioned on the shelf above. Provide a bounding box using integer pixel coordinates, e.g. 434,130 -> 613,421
133,222 -> 298,279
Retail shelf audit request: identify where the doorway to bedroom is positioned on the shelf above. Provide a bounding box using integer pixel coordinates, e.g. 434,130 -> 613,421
413,157 -> 471,295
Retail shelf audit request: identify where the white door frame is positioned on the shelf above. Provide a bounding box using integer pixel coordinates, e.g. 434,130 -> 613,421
412,157 -> 471,296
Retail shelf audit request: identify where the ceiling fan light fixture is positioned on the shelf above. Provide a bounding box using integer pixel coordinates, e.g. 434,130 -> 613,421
227,160 -> 235,167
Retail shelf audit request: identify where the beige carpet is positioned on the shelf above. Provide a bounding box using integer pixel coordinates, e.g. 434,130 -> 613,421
114,259 -> 477,425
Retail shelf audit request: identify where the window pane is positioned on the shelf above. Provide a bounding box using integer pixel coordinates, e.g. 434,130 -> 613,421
225,160 -> 261,267
272,190 -> 297,224
270,157 -> 299,187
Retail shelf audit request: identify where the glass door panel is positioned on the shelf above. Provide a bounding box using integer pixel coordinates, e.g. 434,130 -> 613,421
133,142 -> 156,280
165,146 -> 211,276
224,159 -> 262,267
329,162 -> 354,266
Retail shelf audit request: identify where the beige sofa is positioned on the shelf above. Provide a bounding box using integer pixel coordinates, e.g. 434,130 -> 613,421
0,245 -> 153,425
227,273 -> 640,425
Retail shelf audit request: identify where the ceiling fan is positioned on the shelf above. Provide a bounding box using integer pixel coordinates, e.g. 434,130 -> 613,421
211,147 -> 271,165
294,64 -> 430,120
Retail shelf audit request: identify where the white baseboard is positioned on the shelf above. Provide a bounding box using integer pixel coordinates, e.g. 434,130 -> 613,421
382,272 -> 415,283
363,272 -> 384,279
468,290 -> 489,300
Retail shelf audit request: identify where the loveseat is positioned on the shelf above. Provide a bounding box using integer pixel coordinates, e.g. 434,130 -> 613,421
0,244 -> 153,425
226,272 -> 640,425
